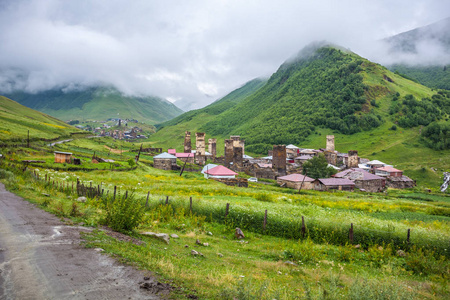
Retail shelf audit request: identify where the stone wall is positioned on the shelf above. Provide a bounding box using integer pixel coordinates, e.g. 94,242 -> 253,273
277,179 -> 314,190
154,158 -> 177,170
212,177 -> 248,188
347,150 -> 359,168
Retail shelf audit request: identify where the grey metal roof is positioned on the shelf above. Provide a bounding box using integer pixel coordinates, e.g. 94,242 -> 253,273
318,178 -> 355,186
153,152 -> 177,159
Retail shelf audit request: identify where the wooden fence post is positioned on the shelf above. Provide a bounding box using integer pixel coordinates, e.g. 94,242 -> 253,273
349,223 -> 354,244
407,228 -> 411,244
263,209 -> 268,231
301,216 -> 306,238
113,186 -> 116,200
165,196 -> 169,205
125,190 -> 128,199
189,197 -> 193,213
146,192 -> 150,207
225,203 -> 230,218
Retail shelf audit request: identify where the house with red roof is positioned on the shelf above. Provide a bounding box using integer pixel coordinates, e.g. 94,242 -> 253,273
375,166 -> 403,177
204,165 -> 238,179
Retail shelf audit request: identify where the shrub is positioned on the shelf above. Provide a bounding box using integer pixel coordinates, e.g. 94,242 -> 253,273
104,193 -> 145,232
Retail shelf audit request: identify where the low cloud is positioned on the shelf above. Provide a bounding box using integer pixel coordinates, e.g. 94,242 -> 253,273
0,0 -> 448,110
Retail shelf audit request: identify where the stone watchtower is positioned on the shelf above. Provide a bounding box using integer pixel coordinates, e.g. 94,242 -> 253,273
184,131 -> 191,153
195,132 -> 206,165
272,145 -> 287,176
208,138 -> 217,158
347,150 -> 359,168
326,135 -> 335,152
224,139 -> 234,167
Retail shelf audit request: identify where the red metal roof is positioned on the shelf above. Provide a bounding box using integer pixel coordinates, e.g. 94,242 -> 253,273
175,153 -> 195,158
278,174 -> 314,182
205,165 -> 238,176
376,166 -> 402,173
168,149 -> 176,154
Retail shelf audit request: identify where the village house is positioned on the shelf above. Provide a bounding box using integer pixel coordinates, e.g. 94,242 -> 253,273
286,144 -> 300,158
54,151 -> 72,163
203,165 -> 237,179
153,152 -> 177,170
314,178 -> 355,191
334,168 -> 385,192
277,174 -> 315,190
366,160 -> 386,170
375,166 -> 403,177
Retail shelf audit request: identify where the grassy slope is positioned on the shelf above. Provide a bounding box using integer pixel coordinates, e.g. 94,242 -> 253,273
5,87 -> 183,124
149,78 -> 267,153
0,96 -> 80,140
149,47 -> 449,187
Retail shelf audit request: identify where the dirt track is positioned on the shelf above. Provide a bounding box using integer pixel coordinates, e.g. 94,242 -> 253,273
0,183 -> 162,299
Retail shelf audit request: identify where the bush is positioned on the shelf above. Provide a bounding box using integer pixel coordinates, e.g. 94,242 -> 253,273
104,193 -> 145,232
390,125 -> 397,130
0,169 -> 14,179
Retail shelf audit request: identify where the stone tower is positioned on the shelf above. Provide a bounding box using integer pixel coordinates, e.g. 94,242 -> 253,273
272,145 -> 287,176
233,146 -> 243,169
195,132 -> 206,165
347,150 -> 359,168
224,139 -> 234,167
208,138 -> 217,158
326,135 -> 335,152
184,131 -> 191,153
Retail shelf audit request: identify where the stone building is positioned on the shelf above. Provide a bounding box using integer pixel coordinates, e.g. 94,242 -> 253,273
334,168 -> 385,192
153,152 -> 177,170
184,131 -> 191,153
272,145 -> 287,176
277,174 -> 315,190
314,178 -> 355,191
346,150 -> 359,168
195,132 -> 206,165
208,138 -> 217,158
224,139 -> 234,167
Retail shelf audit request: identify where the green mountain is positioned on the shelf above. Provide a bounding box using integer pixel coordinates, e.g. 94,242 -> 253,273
0,96 -> 81,141
385,17 -> 450,90
150,43 -> 450,187
3,86 -> 183,124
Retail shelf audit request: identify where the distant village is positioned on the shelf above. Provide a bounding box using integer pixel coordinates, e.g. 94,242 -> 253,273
70,118 -> 148,140
151,132 -> 415,192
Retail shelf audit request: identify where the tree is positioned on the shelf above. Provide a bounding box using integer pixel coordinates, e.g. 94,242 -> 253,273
302,154 -> 337,179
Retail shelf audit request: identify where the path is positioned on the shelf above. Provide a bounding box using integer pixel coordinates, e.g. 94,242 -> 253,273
0,183 -> 161,300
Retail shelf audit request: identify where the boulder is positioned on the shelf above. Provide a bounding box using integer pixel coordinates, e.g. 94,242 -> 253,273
77,197 -> 87,203
396,250 -> 406,257
170,234 -> 179,239
141,232 -> 170,244
235,228 -> 245,239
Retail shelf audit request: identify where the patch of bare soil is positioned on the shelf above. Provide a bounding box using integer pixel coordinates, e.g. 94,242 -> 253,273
104,145 -> 128,154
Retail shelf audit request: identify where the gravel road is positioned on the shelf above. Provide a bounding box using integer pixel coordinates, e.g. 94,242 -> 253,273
0,183 -> 162,300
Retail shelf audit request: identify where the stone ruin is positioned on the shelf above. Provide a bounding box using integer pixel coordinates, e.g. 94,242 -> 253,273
347,150 -> 359,168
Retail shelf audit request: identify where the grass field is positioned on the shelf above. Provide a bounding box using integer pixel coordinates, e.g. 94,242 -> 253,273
1,136 -> 449,299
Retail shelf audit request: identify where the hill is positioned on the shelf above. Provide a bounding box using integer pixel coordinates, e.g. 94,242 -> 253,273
3,86 -> 183,124
0,96 -> 81,141
385,17 -> 450,90
150,43 -> 450,187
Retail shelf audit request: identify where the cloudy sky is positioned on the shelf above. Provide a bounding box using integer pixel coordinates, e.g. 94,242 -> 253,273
0,0 -> 448,110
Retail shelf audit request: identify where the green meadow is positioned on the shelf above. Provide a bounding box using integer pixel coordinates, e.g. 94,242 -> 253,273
1,136 -> 449,299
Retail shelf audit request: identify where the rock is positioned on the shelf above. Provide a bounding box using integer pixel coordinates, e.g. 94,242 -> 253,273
354,244 -> 360,249
41,193 -> 50,197
184,244 -> 189,248
170,234 -> 179,239
277,271 -> 282,275
235,228 -> 245,239
195,239 -> 202,245
284,261 -> 298,266
217,253 -> 223,257
396,250 -> 406,257
141,232 -> 170,244
203,243 -> 209,247
0,248 -> 5,251
94,248 -> 104,252
191,250 -> 199,255
207,231 -> 213,236
77,197 -> 87,203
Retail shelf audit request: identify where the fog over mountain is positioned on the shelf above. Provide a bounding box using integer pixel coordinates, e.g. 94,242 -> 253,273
0,0 -> 448,110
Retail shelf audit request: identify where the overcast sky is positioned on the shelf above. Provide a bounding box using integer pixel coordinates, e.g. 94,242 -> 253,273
0,0 -> 449,110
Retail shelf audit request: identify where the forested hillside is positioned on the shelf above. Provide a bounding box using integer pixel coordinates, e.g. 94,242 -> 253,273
4,86 -> 183,124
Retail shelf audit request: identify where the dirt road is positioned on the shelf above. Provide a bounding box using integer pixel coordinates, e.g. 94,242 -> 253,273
0,183 -> 161,299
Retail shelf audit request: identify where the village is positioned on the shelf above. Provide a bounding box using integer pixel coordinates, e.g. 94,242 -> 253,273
147,131 -> 416,192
